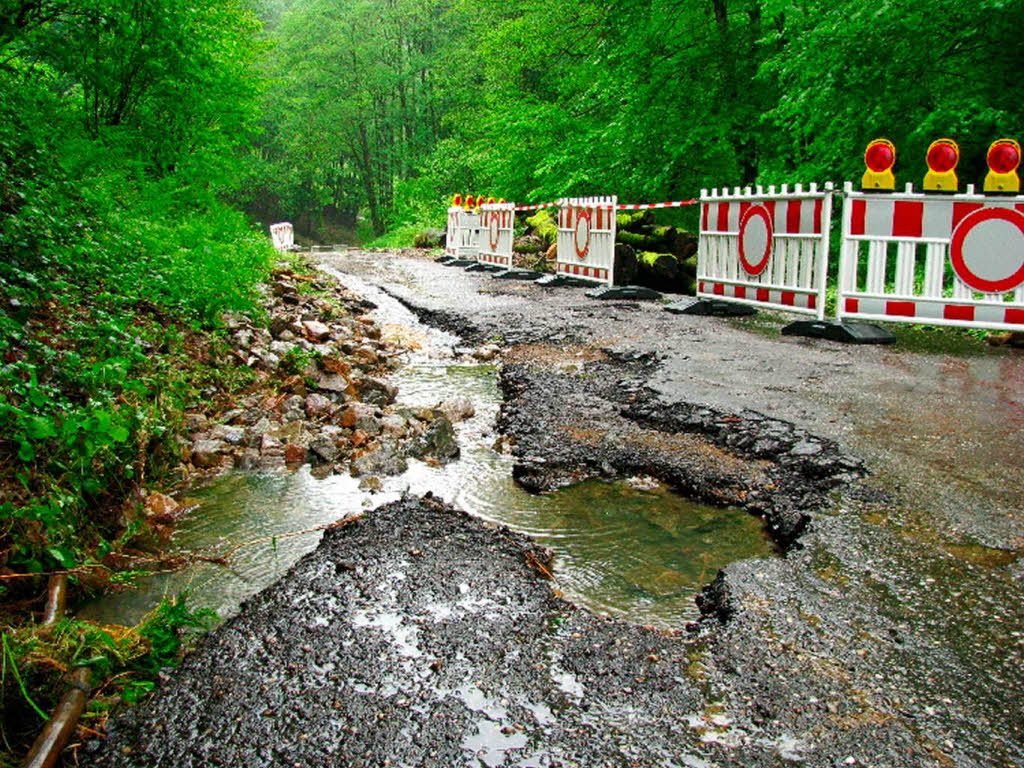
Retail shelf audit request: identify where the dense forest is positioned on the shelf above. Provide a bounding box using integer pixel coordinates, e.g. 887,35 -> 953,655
248,0 -> 1024,241
1,0 -> 1022,761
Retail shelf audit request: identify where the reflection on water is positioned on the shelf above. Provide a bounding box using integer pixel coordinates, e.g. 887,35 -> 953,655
82,364 -> 773,629
81,266 -> 775,629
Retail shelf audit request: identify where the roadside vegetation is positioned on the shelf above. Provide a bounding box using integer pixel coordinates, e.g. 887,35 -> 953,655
0,0 -> 270,759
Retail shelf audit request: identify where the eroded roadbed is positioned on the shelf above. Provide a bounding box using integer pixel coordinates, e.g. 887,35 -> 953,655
85,496 -> 717,767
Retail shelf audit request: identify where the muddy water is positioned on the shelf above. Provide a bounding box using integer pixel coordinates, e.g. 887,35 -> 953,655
82,266 -> 774,629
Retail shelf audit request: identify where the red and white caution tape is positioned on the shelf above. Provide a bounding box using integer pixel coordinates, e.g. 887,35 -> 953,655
514,202 -> 558,211
514,199 -> 697,212
616,200 -> 697,210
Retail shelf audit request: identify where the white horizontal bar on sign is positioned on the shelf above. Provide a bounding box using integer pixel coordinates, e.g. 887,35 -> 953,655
844,234 -> 952,245
844,290 -> 1019,306
839,312 -> 1024,333
695,292 -> 819,317
697,230 -> 820,241
697,276 -> 818,295
700,193 -> 832,203
842,187 -> 1024,205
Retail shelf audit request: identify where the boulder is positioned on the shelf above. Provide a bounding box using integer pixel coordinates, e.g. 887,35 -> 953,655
310,435 -> 340,463
437,397 -> 475,423
302,320 -> 331,342
406,416 -> 460,463
191,439 -> 226,468
337,403 -> 381,434
351,440 -> 409,477
355,376 -> 397,406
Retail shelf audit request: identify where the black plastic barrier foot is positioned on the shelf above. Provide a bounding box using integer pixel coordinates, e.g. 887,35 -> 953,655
493,269 -> 543,281
781,320 -> 896,344
585,285 -> 662,301
435,255 -> 455,263
663,298 -> 757,317
446,258 -> 476,267
464,263 -> 506,273
535,274 -> 594,288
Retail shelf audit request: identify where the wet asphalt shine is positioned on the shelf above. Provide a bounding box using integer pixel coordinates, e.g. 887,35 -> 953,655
84,250 -> 1024,768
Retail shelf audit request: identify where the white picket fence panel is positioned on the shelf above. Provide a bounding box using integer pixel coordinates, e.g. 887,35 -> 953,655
478,203 -> 516,268
838,182 -> 1024,331
269,222 -> 294,251
444,207 -> 481,259
556,196 -> 617,285
697,184 -> 832,319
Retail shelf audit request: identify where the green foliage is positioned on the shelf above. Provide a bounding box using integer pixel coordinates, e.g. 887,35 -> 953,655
1,596 -> 216,750
0,1 -> 270,576
252,0 -> 1024,244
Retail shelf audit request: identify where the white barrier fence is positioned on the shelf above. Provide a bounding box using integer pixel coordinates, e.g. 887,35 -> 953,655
838,182 -> 1024,331
269,222 -> 294,251
445,207 -> 480,260
556,196 -> 617,285
697,184 -> 833,319
478,202 -> 516,268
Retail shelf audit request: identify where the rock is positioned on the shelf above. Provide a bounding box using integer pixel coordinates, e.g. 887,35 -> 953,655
209,424 -> 246,446
270,340 -> 297,356
284,443 -> 307,464
352,345 -> 379,366
355,376 -> 396,406
144,492 -> 182,524
473,345 -> 500,362
302,320 -> 331,342
259,352 -> 280,370
270,421 -> 309,447
191,439 -> 226,468
337,403 -> 381,434
790,440 -> 823,457
321,355 -> 350,375
184,413 -> 208,432
260,433 -> 283,457
437,397 -> 475,424
304,393 -> 333,418
315,374 -> 351,394
381,414 -> 408,438
310,435 -> 340,463
351,440 -> 408,477
406,416 -> 460,463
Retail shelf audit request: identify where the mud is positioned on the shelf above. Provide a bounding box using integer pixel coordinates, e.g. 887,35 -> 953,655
85,250 -> 1024,767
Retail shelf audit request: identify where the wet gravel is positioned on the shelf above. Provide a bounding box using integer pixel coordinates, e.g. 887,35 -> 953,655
87,250 -> 1024,767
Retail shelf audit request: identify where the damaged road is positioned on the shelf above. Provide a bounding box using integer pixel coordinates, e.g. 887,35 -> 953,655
86,249 -> 1023,767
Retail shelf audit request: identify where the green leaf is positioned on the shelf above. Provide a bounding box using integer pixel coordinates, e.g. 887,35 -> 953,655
17,441 -> 35,462
46,546 -> 77,569
26,416 -> 57,439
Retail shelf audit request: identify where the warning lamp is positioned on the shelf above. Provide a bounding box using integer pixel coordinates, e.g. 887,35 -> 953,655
923,139 -> 960,193
452,194 -> 462,207
862,138 -> 896,191
464,195 -> 475,208
498,198 -> 506,204
487,196 -> 496,205
984,138 -> 1021,193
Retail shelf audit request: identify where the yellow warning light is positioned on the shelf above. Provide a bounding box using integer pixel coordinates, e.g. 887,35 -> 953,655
862,139 -> 897,191
984,139 -> 1021,193
464,195 -> 475,208
923,139 -> 960,193
452,194 -> 462,207
486,197 -> 496,205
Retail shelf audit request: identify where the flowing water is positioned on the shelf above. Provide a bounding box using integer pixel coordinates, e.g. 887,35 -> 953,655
81,264 -> 775,629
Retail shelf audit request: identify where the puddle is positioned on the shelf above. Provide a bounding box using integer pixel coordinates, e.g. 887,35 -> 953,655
81,265 -> 776,630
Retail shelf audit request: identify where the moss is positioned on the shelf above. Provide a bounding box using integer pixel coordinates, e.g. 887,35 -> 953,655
525,209 -> 558,246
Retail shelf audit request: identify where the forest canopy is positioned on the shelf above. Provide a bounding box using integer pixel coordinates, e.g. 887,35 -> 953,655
248,0 -> 1024,240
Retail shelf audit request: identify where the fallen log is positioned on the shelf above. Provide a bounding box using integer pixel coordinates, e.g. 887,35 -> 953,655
637,251 -> 680,281
615,210 -> 654,231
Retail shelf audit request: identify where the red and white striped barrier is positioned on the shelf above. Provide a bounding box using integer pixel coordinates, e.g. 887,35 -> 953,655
697,184 -> 833,319
556,196 -> 618,285
269,222 -> 294,251
444,207 -> 480,260
515,202 -> 557,212
478,202 -> 516,268
838,182 -> 1024,331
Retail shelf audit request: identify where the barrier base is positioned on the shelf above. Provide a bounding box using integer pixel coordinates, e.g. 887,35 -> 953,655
585,285 -> 662,301
535,274 -> 596,288
464,263 -> 506,273
663,298 -> 757,317
781,320 -> 896,344
446,258 -> 477,267
493,269 -> 544,281
436,255 -> 455,263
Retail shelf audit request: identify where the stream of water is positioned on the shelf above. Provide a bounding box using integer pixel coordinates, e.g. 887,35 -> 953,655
81,264 -> 774,629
